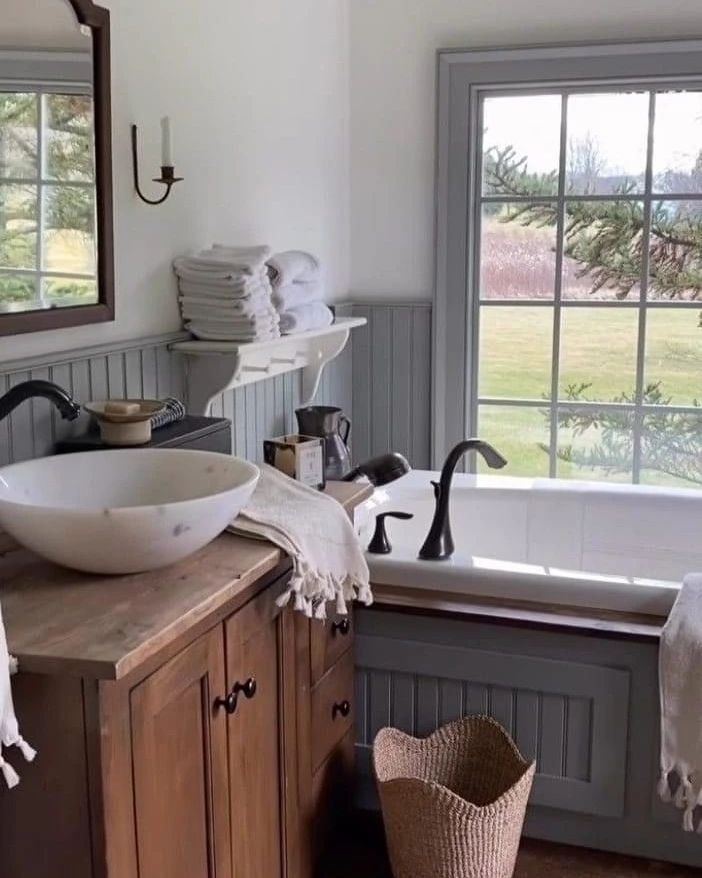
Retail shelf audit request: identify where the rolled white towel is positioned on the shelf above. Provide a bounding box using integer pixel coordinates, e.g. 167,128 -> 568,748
174,245 -> 271,276
272,280 -> 324,312
267,251 -> 320,288
279,302 -> 334,335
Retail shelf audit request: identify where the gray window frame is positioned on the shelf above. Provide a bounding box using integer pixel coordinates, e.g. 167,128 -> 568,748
434,40 -> 702,478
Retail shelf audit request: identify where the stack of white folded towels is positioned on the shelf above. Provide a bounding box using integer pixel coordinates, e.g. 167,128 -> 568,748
267,251 -> 334,335
173,245 -> 280,342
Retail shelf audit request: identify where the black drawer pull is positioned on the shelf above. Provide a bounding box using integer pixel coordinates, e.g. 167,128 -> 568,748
214,677 -> 257,715
235,677 -> 257,700
331,618 -> 351,637
332,700 -> 351,720
214,691 -> 237,715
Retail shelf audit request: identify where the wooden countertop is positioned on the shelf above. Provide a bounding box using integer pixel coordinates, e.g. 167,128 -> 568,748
0,481 -> 373,681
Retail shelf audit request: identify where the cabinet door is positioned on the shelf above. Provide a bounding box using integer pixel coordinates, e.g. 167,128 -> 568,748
225,588 -> 286,878
131,627 -> 232,878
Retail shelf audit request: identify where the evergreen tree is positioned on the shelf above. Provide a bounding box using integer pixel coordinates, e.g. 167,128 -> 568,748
484,142 -> 702,484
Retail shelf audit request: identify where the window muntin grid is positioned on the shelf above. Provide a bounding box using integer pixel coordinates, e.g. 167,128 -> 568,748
471,84 -> 702,485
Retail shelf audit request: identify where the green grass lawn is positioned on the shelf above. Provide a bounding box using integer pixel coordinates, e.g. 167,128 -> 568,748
475,305 -> 702,485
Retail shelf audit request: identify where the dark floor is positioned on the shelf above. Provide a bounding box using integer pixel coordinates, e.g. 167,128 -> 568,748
328,815 -> 699,878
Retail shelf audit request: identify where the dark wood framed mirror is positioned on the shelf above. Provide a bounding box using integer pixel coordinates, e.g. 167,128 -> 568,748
0,0 -> 114,336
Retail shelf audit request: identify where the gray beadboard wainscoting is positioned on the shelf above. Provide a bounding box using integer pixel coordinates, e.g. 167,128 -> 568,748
0,333 -> 187,465
0,319 -> 354,466
354,609 -> 700,868
351,301 -> 432,470
0,301 -> 429,467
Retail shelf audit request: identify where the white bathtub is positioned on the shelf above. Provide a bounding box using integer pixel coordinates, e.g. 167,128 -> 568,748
360,470 -> 702,616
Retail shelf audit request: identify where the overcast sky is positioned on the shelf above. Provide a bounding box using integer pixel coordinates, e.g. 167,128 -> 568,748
483,90 -> 702,180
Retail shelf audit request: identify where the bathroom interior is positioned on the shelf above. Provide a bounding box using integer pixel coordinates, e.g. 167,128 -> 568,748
2,1 -> 702,877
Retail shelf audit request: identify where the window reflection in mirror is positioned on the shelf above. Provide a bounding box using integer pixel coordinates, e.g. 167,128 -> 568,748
0,0 -> 96,316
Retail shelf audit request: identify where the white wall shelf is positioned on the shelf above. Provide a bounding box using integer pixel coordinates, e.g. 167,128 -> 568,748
170,317 -> 366,414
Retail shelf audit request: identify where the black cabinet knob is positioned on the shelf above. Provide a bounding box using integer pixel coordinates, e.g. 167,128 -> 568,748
214,677 -> 257,715
332,700 -> 351,720
236,677 -> 257,700
331,618 -> 351,637
214,691 -> 238,715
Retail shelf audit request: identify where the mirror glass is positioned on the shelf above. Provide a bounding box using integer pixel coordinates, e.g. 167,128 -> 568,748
0,0 -> 97,316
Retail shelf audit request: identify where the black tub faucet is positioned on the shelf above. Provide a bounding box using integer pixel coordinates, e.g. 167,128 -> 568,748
0,379 -> 81,423
418,439 -> 507,561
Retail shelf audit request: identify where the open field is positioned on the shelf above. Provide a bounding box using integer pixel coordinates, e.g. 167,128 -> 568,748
475,223 -> 702,485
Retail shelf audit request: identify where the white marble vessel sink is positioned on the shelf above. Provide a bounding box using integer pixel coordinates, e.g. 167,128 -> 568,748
0,449 -> 259,574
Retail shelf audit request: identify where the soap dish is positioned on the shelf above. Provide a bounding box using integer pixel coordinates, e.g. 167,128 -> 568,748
84,399 -> 166,446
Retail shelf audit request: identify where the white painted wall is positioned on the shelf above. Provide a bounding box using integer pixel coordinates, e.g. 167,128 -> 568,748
349,0 -> 702,301
2,0 -> 350,362
2,0 -> 88,50
7,0 -> 702,361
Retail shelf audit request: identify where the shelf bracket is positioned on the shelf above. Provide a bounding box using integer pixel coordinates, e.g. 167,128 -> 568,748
170,317 -> 366,415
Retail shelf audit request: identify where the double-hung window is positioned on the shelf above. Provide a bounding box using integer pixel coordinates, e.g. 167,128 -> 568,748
435,41 -> 702,487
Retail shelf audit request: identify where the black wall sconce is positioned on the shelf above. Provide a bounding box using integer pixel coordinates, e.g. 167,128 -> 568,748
131,119 -> 183,205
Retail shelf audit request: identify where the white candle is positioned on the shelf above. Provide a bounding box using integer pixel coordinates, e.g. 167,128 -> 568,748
160,116 -> 173,167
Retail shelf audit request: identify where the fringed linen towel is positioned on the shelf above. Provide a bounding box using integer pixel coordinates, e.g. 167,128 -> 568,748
0,602 -> 36,788
658,573 -> 702,831
228,465 -> 371,619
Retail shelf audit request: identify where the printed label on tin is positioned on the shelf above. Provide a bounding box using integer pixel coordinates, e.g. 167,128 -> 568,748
297,444 -> 324,488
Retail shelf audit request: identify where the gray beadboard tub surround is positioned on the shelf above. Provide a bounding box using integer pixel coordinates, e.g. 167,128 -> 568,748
354,608 -> 700,868
350,300 -> 432,469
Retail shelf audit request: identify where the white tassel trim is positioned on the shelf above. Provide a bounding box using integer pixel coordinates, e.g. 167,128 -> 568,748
0,755 -> 19,789
657,771 -> 672,803
14,736 -> 36,763
275,559 -> 372,620
683,806 -> 695,833
660,765 -> 701,832
674,778 -> 688,810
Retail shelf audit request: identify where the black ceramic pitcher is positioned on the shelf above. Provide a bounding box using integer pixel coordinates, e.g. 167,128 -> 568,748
295,406 -> 351,480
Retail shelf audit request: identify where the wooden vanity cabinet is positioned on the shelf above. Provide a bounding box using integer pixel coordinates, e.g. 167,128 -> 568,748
103,580 -> 357,878
224,586 -> 288,878
0,481 -> 371,878
295,607 -> 357,874
130,626 -> 232,878
111,575 -> 295,878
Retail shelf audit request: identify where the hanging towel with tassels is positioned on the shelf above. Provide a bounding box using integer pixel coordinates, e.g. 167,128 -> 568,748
0,601 -> 36,788
658,573 -> 702,832
227,464 -> 372,619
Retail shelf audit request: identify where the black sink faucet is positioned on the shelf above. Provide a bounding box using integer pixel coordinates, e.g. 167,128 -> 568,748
0,379 -> 81,423
418,439 -> 507,561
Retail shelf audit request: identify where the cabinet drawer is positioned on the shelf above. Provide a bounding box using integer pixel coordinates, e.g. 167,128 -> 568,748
310,608 -> 354,685
311,651 -> 354,772
311,729 -> 355,868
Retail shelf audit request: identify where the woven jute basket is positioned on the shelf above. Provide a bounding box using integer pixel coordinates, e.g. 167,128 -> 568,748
373,716 -> 536,878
